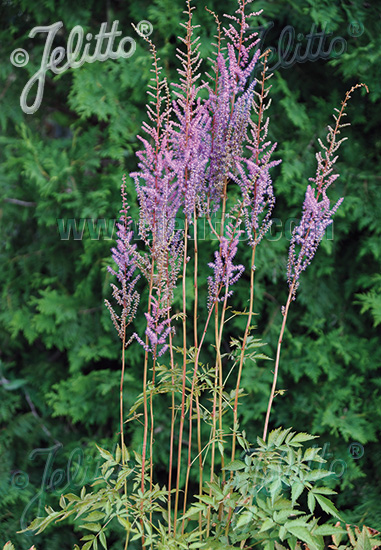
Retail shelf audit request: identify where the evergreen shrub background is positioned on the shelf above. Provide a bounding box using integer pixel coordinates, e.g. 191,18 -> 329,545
0,0 -> 380,547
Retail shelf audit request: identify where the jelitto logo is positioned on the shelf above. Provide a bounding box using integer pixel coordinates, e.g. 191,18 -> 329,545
10,19 -> 153,114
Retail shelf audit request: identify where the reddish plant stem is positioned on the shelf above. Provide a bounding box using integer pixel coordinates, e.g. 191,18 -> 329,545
230,244 -> 256,461
262,283 -> 293,441
173,218 -> 189,532
140,262 -> 155,548
120,330 -> 130,550
166,258 -> 176,534
262,85 -> 369,441
181,210 -> 202,532
229,52 -> 269,466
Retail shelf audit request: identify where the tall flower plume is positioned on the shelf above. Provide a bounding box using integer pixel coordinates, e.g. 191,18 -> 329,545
205,3 -> 280,305
105,175 -> 140,342
287,84 -> 368,297
169,0 -> 212,220
205,0 -> 263,212
129,35 -> 187,356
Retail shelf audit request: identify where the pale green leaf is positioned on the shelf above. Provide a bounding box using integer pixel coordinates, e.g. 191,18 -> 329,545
115,444 -> 121,463
117,516 -> 131,530
236,510 -> 252,529
224,460 -> 245,471
308,491 -> 316,513
291,481 -> 304,503
99,531 -> 107,550
314,524 -> 345,536
315,494 -> 343,520
96,445 -> 113,461
84,512 -> 105,522
284,524 -> 320,550
259,518 -> 275,532
311,486 -> 337,495
79,523 -> 102,533
290,432 -> 318,446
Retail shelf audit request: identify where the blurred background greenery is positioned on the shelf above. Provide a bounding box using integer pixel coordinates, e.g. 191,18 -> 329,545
1,0 -> 380,547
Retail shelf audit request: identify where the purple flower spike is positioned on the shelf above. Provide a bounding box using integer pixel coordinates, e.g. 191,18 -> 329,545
287,185 -> 343,297
207,224 -> 245,309
105,176 -> 140,341
286,96 -> 354,298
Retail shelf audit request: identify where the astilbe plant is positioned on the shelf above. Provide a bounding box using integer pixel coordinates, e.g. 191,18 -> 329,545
16,2 -> 373,550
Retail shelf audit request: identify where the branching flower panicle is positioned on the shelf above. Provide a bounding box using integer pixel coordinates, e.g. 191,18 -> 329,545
205,2 -> 263,213
287,186 -> 343,297
207,223 -> 245,309
130,38 -> 184,355
231,151 -> 279,247
263,84 -> 368,442
219,51 -> 281,249
242,53 -> 281,245
105,176 -> 140,341
287,84 -> 368,297
170,0 -> 212,219
130,40 -> 181,252
134,298 -> 173,358
223,0 -> 262,80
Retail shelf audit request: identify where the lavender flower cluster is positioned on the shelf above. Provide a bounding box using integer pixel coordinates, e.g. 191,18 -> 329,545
287,113 -> 346,297
105,176 -> 140,342
106,0 -> 345,352
207,224 -> 245,310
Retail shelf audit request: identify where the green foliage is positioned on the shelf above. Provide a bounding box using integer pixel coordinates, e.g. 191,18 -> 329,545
15,430 -> 357,550
213,429 -> 345,549
355,275 -> 381,328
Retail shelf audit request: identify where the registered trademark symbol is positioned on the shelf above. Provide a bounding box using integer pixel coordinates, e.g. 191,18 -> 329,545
348,442 -> 364,459
348,20 -> 364,38
137,20 -> 153,37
